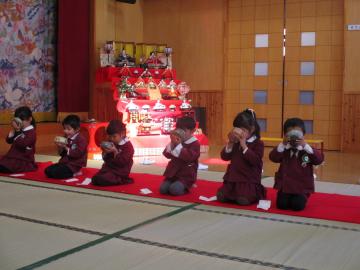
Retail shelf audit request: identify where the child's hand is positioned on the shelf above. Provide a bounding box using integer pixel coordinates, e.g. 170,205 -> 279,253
239,134 -> 247,150
102,148 -> 111,154
237,128 -> 249,150
283,137 -> 289,145
107,144 -> 119,155
228,131 -> 238,143
56,143 -> 68,155
11,120 -> 21,132
239,128 -> 249,140
8,129 -> 15,138
297,138 -> 306,147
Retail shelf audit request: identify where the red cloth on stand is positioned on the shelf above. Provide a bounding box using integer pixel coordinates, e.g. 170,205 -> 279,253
95,67 -> 177,83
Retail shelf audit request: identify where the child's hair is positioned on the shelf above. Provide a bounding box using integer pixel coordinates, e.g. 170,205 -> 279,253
176,116 -> 196,131
106,120 -> 126,135
233,108 -> 261,138
62,115 -> 81,130
15,106 -> 36,127
283,118 -> 306,134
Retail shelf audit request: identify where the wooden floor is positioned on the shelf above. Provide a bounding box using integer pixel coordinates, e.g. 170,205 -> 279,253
1,123 -> 360,184
205,146 -> 360,185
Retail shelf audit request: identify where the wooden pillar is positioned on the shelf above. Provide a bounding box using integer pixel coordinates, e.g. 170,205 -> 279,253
342,0 -> 360,151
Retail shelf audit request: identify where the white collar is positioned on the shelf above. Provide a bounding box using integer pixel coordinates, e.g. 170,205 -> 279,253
23,125 -> 34,131
184,136 -> 197,144
118,137 -> 129,145
285,144 -> 303,151
246,135 -> 257,143
285,144 -> 304,158
69,132 -> 79,140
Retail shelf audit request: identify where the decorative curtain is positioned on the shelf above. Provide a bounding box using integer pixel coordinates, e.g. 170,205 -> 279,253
0,0 -> 57,123
57,0 -> 89,114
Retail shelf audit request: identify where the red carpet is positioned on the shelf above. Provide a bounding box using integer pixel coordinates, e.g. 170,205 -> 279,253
1,162 -> 360,224
201,158 -> 230,165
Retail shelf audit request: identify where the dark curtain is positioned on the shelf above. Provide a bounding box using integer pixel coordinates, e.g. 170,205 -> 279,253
57,0 -> 90,112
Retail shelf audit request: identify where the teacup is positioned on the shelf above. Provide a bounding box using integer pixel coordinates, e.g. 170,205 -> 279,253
54,136 -> 68,144
100,141 -> 114,149
170,128 -> 186,142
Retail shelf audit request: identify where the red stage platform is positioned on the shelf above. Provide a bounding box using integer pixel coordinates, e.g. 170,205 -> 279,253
81,121 -> 209,160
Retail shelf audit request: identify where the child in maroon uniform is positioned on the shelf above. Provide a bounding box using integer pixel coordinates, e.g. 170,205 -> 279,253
217,109 -> 266,205
45,115 -> 88,179
269,118 -> 324,211
160,116 -> 200,196
92,120 -> 134,186
0,106 -> 37,173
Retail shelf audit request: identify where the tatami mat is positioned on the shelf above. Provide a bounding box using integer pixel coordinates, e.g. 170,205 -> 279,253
35,238 -> 275,270
194,204 -> 360,230
124,208 -> 360,270
0,179 -> 185,234
0,217 -> 98,270
2,155 -> 360,270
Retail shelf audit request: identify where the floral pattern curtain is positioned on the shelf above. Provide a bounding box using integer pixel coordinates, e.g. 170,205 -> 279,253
0,0 -> 56,117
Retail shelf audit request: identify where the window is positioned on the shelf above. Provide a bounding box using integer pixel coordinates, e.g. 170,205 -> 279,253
254,90 -> 267,104
255,63 -> 268,76
255,34 -> 269,48
257,118 -> 267,132
300,62 -> 315,76
299,91 -> 314,105
304,120 -> 313,134
301,32 -> 316,46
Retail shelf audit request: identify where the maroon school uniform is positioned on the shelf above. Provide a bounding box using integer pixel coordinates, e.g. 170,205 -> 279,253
0,125 -> 37,172
218,136 -> 266,202
269,143 -> 324,196
58,133 -> 88,173
92,138 -> 134,185
163,137 -> 200,190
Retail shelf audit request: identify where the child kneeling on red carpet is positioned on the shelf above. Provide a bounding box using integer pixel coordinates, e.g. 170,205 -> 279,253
217,109 -> 266,205
45,115 -> 88,179
92,120 -> 134,186
269,118 -> 324,211
0,106 -> 37,173
160,116 -> 200,196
